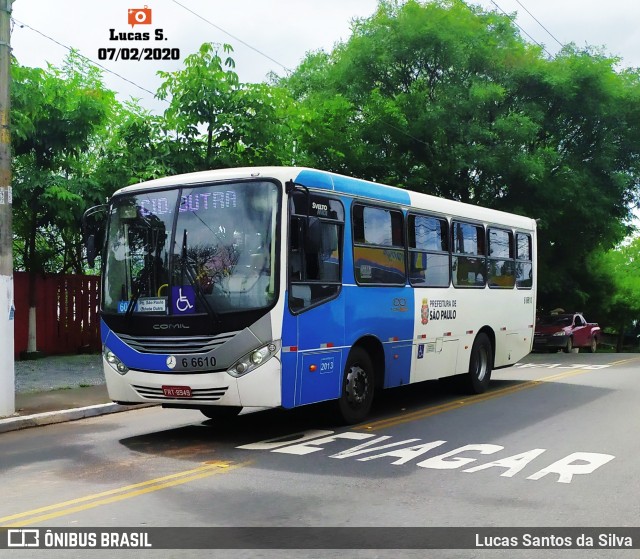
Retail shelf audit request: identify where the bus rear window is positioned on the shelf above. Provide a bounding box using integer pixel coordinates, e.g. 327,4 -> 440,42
516,232 -> 533,289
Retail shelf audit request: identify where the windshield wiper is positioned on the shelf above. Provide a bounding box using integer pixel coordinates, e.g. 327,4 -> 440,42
125,266 -> 150,319
180,229 -> 220,323
125,219 -> 166,320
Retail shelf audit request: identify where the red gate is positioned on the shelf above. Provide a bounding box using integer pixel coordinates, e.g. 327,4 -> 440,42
13,272 -> 101,357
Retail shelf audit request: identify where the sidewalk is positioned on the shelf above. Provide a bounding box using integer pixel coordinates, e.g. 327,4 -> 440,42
0,354 -> 147,433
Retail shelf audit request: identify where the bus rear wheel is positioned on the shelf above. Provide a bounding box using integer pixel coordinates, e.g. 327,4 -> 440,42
199,406 -> 242,420
336,347 -> 375,425
463,333 -> 493,394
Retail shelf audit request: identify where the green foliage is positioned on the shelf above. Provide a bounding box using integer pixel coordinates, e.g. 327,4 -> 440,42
280,0 -> 640,312
94,100 -> 179,190
156,42 -> 300,170
11,52 -> 117,274
588,239 -> 640,348
157,42 -> 239,166
12,52 -> 115,168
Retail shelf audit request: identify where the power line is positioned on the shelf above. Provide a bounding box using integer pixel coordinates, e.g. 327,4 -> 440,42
170,0 -> 292,75
513,0 -> 565,49
489,0 -> 553,58
11,17 -> 162,100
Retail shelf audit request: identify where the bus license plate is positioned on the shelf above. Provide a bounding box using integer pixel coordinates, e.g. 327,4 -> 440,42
162,385 -> 192,398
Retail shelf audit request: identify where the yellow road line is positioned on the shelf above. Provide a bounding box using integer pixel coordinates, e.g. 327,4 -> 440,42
0,462 -> 226,523
0,460 -> 250,528
357,365 -> 609,432
608,356 -> 640,366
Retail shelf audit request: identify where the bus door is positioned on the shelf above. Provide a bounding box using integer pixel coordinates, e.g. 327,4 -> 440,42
285,194 -> 346,407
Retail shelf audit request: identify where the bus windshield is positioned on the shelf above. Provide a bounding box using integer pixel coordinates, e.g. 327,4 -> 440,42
102,181 -> 279,317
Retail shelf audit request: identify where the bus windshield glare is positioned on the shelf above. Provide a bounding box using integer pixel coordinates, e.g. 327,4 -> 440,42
102,181 -> 279,317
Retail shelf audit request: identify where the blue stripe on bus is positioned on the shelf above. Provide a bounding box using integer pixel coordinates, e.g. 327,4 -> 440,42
294,169 -> 411,206
101,319 -> 171,371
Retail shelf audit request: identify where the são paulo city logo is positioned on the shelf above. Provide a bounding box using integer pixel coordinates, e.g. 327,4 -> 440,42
421,298 -> 429,325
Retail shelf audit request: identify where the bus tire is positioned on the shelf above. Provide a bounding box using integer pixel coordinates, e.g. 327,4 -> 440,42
336,347 -> 375,424
199,406 -> 242,420
464,333 -> 493,394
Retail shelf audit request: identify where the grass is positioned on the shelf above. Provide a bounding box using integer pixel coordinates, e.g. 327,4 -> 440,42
51,383 -> 96,390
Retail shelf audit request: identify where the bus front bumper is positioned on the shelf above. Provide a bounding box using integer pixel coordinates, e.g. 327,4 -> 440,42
102,356 -> 282,409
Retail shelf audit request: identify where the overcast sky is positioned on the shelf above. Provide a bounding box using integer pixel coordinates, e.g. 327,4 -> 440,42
10,0 -> 640,114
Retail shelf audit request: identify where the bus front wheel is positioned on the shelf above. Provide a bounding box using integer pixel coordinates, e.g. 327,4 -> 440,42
337,347 -> 375,424
464,333 -> 493,394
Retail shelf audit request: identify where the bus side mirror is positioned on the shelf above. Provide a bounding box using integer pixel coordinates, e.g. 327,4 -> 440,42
305,217 -> 322,253
86,234 -> 97,268
82,204 -> 108,269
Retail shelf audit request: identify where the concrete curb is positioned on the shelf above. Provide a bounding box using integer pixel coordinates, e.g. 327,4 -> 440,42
0,403 -> 153,434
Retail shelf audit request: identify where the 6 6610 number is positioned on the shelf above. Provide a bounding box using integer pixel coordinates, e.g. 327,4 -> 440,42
182,356 -> 216,369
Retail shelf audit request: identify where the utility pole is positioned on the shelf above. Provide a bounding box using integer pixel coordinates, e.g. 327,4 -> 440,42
0,0 -> 14,417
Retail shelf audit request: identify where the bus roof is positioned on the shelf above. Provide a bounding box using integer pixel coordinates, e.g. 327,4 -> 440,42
115,166 -> 536,231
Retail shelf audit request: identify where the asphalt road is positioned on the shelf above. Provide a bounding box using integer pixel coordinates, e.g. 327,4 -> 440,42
1,352 -> 639,558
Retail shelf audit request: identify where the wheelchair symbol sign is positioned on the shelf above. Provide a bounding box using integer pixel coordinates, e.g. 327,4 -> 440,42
172,286 -> 195,314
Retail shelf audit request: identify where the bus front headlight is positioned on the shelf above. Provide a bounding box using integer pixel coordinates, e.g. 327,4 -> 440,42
228,341 -> 280,377
103,345 -> 129,375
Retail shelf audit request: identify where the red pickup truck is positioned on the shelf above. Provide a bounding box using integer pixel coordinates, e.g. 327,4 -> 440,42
534,312 -> 600,353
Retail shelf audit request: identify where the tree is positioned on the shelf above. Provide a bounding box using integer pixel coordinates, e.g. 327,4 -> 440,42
156,42 -> 300,171
588,239 -> 640,351
498,48 -> 640,310
11,52 -> 116,353
156,42 -> 240,170
94,100 -> 179,190
280,0 -> 640,312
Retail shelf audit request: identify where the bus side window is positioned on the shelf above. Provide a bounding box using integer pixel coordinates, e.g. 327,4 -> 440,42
516,232 -> 533,289
487,227 -> 515,288
352,204 -> 405,285
408,214 -> 449,287
452,221 -> 486,288
288,199 -> 344,313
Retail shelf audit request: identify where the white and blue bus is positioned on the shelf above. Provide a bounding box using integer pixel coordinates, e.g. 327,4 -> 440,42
84,167 -> 536,424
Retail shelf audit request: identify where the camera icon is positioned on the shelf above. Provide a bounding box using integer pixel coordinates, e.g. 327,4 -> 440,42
128,6 -> 152,27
